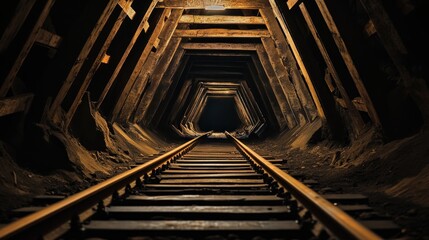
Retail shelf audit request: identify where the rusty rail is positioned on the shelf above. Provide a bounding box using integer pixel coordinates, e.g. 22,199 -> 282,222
0,133 -> 209,240
226,132 -> 382,240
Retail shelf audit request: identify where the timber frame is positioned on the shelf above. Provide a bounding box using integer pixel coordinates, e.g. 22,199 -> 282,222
1,0 -> 427,140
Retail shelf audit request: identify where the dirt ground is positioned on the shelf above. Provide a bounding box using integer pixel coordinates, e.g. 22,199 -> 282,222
1,126 -> 429,239
253,128 -> 429,239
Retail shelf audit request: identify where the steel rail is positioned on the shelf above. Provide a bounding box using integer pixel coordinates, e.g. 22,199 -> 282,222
0,133 -> 209,240
226,132 -> 382,240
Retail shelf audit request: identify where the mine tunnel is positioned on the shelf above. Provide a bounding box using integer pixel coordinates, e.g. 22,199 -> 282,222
1,0 -> 429,239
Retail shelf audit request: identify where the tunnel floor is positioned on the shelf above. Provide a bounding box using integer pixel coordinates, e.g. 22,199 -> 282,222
1,129 -> 429,238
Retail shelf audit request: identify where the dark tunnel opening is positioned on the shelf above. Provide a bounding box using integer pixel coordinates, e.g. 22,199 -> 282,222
198,97 -> 242,132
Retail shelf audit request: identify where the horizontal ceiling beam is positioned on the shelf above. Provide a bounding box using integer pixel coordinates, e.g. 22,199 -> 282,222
179,15 -> 265,24
174,29 -> 270,38
157,0 -> 269,9
181,42 -> 259,50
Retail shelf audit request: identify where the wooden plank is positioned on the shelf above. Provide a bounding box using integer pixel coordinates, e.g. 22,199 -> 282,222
163,169 -> 255,174
118,10 -> 183,122
0,0 -> 56,97
260,9 -> 317,122
107,206 -> 290,214
0,0 -> 37,52
315,0 -> 381,126
181,42 -> 257,51
85,220 -> 300,231
144,184 -> 268,189
173,29 -> 270,38
156,0 -> 269,9
256,45 -> 296,129
0,94 -> 33,117
96,0 -> 160,108
35,28 -> 62,48
110,8 -> 173,122
266,1 -> 326,121
63,11 -> 129,128
48,0 -> 119,123
160,179 -> 264,184
125,195 -> 283,205
299,3 -> 365,137
160,173 -> 261,179
179,15 -> 264,24
118,0 -> 136,19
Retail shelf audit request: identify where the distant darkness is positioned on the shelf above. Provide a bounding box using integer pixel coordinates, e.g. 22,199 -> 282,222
198,97 -> 241,132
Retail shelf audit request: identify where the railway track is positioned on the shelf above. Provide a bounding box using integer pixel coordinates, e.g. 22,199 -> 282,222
0,133 -> 400,239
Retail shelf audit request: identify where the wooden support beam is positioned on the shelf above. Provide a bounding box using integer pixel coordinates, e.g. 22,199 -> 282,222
35,28 -> 62,49
261,37 -> 306,126
256,45 -> 296,129
118,0 -> 136,19
179,15 -> 265,25
63,11 -> 129,128
110,8 -> 173,122
260,8 -> 318,122
0,94 -> 34,117
118,10 -> 184,122
48,0 -> 119,125
156,0 -> 269,9
266,0 -> 326,121
181,42 -> 258,51
173,29 -> 270,38
0,0 -> 56,97
315,0 -> 381,126
248,58 -> 285,130
140,48 -> 187,126
299,2 -> 365,137
0,0 -> 37,53
96,0 -> 160,108
132,38 -> 182,123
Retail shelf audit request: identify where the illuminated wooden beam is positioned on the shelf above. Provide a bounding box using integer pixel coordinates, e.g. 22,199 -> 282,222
174,29 -> 270,38
179,15 -> 264,24
157,0 -> 269,9
181,42 -> 258,51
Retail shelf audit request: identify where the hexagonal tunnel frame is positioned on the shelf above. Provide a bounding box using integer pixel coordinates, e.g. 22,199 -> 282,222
172,80 -> 265,138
